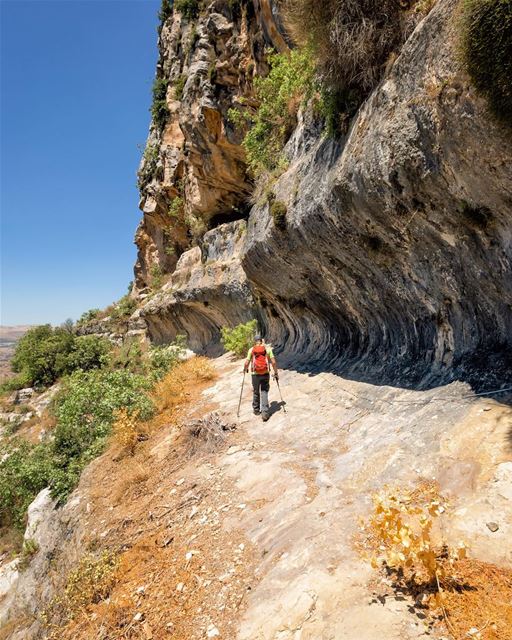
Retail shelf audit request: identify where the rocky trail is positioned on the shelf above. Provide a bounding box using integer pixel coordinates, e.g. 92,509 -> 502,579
2,354 -> 512,640
206,356 -> 512,639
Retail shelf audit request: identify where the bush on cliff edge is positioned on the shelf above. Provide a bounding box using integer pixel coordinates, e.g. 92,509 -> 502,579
0,369 -> 154,529
221,319 -> 258,357
459,0 -> 512,123
283,0 -> 403,95
9,326 -> 111,389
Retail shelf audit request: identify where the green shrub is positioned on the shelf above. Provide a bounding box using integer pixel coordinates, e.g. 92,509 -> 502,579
111,294 -> 136,320
319,86 -> 361,136
109,338 -> 145,374
158,0 -> 172,24
148,335 -> 187,380
51,369 -> 154,500
19,537 -> 40,569
65,335 -> 111,372
0,374 -> 32,395
0,441 -> 54,529
9,326 -> 110,389
174,75 -> 186,101
185,212 -> 206,239
0,368 -> 154,528
270,200 -> 288,229
168,195 -> 184,220
241,48 -> 316,176
77,308 -> 101,325
150,264 -> 164,290
459,0 -> 512,123
138,143 -> 160,189
151,76 -> 170,130
174,0 -> 200,20
221,319 -> 258,357
11,325 -> 72,387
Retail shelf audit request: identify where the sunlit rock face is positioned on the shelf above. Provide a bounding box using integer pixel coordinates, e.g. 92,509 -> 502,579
136,0 -> 511,387
134,0 -> 285,290
139,220 -> 255,354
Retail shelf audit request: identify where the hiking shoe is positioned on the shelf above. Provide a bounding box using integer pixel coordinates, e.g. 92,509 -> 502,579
253,409 -> 261,416
261,412 -> 270,422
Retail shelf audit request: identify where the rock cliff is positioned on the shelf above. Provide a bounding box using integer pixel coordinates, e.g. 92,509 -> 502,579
139,220 -> 255,352
135,0 -> 512,387
135,0 -> 286,289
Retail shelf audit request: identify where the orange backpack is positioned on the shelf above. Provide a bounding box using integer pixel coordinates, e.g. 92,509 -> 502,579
252,345 -> 269,374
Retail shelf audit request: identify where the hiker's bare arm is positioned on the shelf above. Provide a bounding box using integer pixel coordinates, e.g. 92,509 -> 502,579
271,357 -> 278,377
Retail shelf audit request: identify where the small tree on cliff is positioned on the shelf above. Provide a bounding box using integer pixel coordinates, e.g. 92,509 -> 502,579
221,320 -> 258,357
158,0 -> 172,25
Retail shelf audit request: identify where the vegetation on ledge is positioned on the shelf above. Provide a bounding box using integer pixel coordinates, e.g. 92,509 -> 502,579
229,48 -> 316,177
459,0 -> 512,124
221,319 -> 258,357
151,76 -> 170,131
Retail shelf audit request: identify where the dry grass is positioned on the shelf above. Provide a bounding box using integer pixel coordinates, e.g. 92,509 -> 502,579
44,551 -> 119,635
110,463 -> 150,504
0,526 -> 23,558
39,353 -> 255,640
111,408 -> 142,455
147,356 -> 216,431
441,559 -> 512,640
49,505 -> 257,640
0,616 -> 32,640
283,0 -> 404,93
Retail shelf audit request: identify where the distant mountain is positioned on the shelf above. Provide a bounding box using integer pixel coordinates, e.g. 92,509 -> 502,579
0,325 -> 34,382
0,325 -> 34,343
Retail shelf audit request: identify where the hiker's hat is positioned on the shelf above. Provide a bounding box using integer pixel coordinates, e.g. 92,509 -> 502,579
254,334 -> 262,341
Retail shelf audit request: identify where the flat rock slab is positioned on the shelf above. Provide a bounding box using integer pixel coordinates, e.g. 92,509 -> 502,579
206,355 -> 512,639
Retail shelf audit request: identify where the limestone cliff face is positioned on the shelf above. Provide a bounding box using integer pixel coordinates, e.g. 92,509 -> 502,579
135,0 -> 512,387
135,0 -> 285,290
138,220 -> 255,352
134,0 -> 287,347
243,0 -> 512,387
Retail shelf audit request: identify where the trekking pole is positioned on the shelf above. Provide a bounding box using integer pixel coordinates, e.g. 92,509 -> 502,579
237,371 -> 246,418
274,375 -> 287,413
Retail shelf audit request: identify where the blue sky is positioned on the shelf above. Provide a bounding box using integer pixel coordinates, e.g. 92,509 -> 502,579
1,0 -> 160,325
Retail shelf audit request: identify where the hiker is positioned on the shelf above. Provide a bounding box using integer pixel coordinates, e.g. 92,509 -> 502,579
243,334 -> 278,421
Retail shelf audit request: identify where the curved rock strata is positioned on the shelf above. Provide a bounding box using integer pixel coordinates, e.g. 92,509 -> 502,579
134,0 -> 512,387
139,220 -> 255,353
241,0 -> 512,387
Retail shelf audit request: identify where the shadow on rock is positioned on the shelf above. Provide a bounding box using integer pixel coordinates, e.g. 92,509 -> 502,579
267,400 -> 286,417
276,346 -> 512,408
